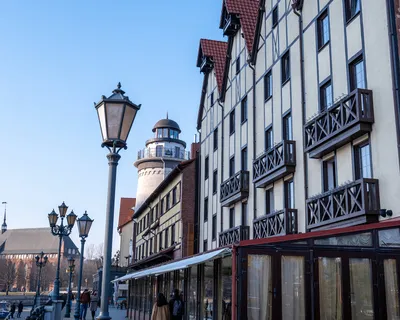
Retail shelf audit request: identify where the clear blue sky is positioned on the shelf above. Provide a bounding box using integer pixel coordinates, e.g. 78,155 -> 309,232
0,1 -> 224,254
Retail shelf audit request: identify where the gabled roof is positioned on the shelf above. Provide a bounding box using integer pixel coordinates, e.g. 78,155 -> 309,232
118,198 -> 136,230
0,228 -> 78,254
197,39 -> 228,93
220,0 -> 260,57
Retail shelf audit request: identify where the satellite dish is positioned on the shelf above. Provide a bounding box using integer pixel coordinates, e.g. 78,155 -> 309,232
291,0 -> 304,10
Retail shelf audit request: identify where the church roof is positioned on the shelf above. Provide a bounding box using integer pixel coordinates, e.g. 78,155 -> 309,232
0,228 -> 78,255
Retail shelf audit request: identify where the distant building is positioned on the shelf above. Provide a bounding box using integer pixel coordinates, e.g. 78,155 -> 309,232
117,197 -> 136,267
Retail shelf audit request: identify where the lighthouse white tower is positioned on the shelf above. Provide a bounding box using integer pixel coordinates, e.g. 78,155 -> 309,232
134,116 -> 189,210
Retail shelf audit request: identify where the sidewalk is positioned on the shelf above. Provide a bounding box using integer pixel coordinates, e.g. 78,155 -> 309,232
62,305 -> 128,320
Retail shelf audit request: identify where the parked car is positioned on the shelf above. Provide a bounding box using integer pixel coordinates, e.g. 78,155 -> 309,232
0,301 -> 9,319
116,297 -> 127,309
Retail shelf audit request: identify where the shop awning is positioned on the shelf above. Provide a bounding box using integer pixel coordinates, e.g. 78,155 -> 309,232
112,247 -> 231,283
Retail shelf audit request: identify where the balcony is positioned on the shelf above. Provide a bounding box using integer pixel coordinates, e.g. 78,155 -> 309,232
307,178 -> 380,231
219,226 -> 249,246
304,89 -> 374,158
253,209 -> 298,239
220,170 -> 250,207
253,140 -> 296,188
137,146 -> 190,161
222,13 -> 240,36
200,56 -> 214,73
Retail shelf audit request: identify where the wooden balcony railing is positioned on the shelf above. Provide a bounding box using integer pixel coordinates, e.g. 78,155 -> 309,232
307,178 -> 380,231
304,88 -> 374,158
253,209 -> 298,239
219,225 -> 250,246
253,140 -> 296,188
220,170 -> 250,207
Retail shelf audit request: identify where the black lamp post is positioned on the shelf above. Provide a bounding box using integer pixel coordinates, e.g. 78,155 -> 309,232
48,202 -> 77,301
95,83 -> 140,320
33,252 -> 48,309
64,257 -> 75,318
74,211 -> 94,320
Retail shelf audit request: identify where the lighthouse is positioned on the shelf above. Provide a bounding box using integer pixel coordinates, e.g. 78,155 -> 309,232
134,115 -> 189,210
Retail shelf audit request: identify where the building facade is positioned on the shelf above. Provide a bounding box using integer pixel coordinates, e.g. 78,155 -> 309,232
118,197 -> 136,267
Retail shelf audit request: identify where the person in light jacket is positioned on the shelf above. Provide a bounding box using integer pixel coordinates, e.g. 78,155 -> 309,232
90,291 -> 99,320
151,293 -> 170,320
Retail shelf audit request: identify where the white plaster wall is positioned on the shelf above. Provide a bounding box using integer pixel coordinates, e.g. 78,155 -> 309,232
119,221 -> 133,267
346,16 -> 362,60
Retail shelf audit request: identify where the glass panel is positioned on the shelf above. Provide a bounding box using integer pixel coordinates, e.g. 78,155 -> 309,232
379,228 -> 400,247
105,103 -> 124,140
163,128 -> 168,137
349,258 -> 374,319
315,232 -> 372,246
120,105 -> 137,142
204,261 -> 214,319
247,255 -> 272,320
384,259 -> 400,319
281,256 -> 305,320
96,103 -> 107,140
220,257 -> 232,320
188,267 -> 198,320
318,257 -> 342,319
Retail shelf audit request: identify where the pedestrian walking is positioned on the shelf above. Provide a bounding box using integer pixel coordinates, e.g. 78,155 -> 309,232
90,291 -> 99,320
80,288 -> 91,320
17,301 -> 23,318
151,293 -> 170,320
169,289 -> 183,320
9,303 -> 16,319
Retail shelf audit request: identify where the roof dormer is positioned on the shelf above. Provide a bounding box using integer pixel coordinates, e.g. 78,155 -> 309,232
220,6 -> 241,36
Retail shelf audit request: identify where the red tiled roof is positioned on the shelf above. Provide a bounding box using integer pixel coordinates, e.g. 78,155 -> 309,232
198,39 -> 228,93
118,198 -> 136,230
223,0 -> 260,55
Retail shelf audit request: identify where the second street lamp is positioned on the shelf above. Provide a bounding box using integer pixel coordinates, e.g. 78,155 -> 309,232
64,257 -> 75,318
95,83 -> 140,320
74,211 -> 94,320
33,252 -> 48,310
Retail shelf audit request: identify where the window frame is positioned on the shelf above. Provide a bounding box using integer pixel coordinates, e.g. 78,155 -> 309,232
203,240 -> 208,252
229,207 -> 235,229
281,50 -> 290,84
213,128 -> 218,151
241,96 -> 248,123
229,156 -> 235,177
210,91 -> 214,106
346,0 -> 361,22
349,54 -> 366,91
204,197 -> 209,222
354,141 -> 373,180
265,126 -> 273,151
322,156 -> 337,192
266,187 -> 274,215
166,194 -> 170,211
235,56 -> 240,74
264,71 -> 273,101
213,169 -> 218,194
212,214 -> 217,241
230,110 -> 235,135
272,6 -> 278,28
241,147 -> 248,171
319,79 -> 333,112
241,202 -> 248,226
317,10 -> 330,50
282,111 -> 293,141
172,187 -> 177,205
205,156 -> 209,180
171,224 -> 175,245
284,179 -> 295,209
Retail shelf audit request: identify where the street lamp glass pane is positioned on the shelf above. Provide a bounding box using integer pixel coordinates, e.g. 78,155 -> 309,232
120,106 -> 137,142
84,219 -> 93,237
105,103 -> 124,140
97,103 -> 107,141
58,202 -> 68,217
67,211 -> 77,228
48,211 -> 58,227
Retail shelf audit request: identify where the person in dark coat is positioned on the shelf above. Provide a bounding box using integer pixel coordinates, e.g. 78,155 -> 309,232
17,301 -> 23,318
168,289 -> 183,320
10,303 -> 16,319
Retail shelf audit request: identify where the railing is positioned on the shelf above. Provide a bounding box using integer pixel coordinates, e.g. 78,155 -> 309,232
220,170 -> 250,204
219,225 -> 249,246
253,209 -> 298,239
137,147 -> 190,161
253,140 -> 296,184
223,13 -> 240,36
307,178 -> 380,230
304,89 -> 374,154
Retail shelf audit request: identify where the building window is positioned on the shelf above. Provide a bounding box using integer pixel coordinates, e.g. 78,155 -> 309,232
265,127 -> 273,150
160,199 -> 164,215
272,6 -> 278,28
175,146 -> 180,158
284,180 -> 294,209
149,238 -> 153,254
323,157 -> 337,192
281,51 -> 290,84
318,11 -> 330,49
354,143 -> 372,179
211,92 -> 214,106
213,128 -> 218,150
156,145 -> 163,157
346,0 -> 361,21
204,198 -> 209,222
155,205 -> 159,219
235,56 -> 240,74
159,233 -> 163,250
229,208 -> 235,229
350,55 -> 365,91
320,80 -> 333,112
205,156 -> 209,180
241,147 -> 248,171
264,71 -> 272,101
166,194 -> 171,210
171,224 -> 175,244
172,187 -> 177,205
229,156 -> 235,177
242,202 -> 248,226
213,170 -> 218,194
241,96 -> 248,123
212,215 -> 217,240
283,113 -> 293,140
203,240 -> 208,251
266,188 -> 274,214
230,110 -> 235,135
165,228 -> 169,248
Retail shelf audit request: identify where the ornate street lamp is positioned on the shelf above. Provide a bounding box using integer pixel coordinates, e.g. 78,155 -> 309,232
33,252 -> 48,310
74,211 -> 94,320
64,257 -> 75,318
94,83 -> 140,320
48,202 -> 77,301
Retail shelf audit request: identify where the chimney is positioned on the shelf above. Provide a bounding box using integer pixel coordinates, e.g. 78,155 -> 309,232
190,143 -> 200,159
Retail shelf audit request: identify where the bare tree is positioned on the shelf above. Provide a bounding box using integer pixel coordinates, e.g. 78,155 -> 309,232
16,260 -> 25,291
0,260 -> 16,295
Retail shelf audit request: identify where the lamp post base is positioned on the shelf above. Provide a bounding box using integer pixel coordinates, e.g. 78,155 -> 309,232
96,313 -> 112,320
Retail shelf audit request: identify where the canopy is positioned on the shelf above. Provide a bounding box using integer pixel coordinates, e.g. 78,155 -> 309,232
112,247 -> 231,283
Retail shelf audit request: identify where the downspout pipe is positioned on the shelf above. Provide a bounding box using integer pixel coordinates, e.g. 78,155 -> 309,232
218,100 -> 225,234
